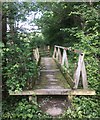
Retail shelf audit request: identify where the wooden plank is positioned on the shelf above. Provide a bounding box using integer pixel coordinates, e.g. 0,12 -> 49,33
10,89 -> 96,96
38,57 -> 70,89
69,89 -> 96,95
74,55 -> 82,88
34,89 -> 71,95
82,60 -> 88,89
74,54 -> 84,89
55,45 -> 66,50
54,60 -> 74,88
10,90 -> 36,95
9,89 -> 70,95
73,49 -> 83,54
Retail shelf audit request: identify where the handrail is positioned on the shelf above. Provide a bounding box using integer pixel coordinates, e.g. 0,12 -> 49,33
55,45 -> 83,54
53,45 -> 88,89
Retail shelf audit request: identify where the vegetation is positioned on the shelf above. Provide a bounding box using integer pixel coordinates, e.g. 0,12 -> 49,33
2,97 -> 52,120
2,1 -> 100,120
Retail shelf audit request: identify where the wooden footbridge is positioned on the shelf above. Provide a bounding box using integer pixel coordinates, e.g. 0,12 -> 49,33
10,45 -> 95,97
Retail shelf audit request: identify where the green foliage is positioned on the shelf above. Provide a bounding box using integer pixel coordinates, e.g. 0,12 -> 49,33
2,96 -> 100,120
73,32 -> 100,93
54,3 -> 100,94
62,96 -> 100,119
2,98 -> 52,120
3,34 -> 38,92
71,3 -> 100,93
2,2 -> 42,93
29,32 -> 45,47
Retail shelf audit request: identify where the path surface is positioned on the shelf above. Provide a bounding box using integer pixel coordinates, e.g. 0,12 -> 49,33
36,57 -> 70,90
38,95 -> 71,117
36,57 -> 71,116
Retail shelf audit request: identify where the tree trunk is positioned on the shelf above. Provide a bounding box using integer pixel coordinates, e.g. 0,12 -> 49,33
2,14 -> 7,46
2,4 -> 8,99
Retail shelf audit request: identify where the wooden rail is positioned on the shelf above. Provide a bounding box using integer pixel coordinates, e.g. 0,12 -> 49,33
53,45 -> 88,89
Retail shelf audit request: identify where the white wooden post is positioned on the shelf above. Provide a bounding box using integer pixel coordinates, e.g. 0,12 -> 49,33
37,48 -> 39,62
74,53 -> 88,89
81,60 -> 88,89
58,47 -> 62,64
74,54 -> 82,89
53,46 -> 57,59
53,45 -> 88,89
61,49 -> 68,68
33,48 -> 40,64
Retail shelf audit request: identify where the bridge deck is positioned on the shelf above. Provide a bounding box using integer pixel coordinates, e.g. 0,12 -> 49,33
10,57 -> 96,96
35,57 -> 70,89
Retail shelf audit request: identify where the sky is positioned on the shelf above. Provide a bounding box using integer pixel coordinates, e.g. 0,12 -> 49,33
7,7 -> 42,33
17,11 -> 42,32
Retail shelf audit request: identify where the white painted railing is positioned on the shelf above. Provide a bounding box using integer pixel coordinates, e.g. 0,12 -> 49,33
53,45 -> 88,89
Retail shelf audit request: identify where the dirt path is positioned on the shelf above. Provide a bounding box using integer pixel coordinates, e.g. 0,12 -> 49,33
38,95 -> 71,117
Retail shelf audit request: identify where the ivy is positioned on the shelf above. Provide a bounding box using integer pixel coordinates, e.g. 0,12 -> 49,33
62,96 -> 100,119
2,98 -> 52,120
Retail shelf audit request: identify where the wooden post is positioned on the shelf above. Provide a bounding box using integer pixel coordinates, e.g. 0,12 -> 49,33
56,47 -> 59,61
81,60 -> 88,89
53,46 -> 57,59
74,53 -> 88,89
74,54 -> 82,89
29,96 -> 33,101
61,49 -> 68,68
53,45 -> 88,89
33,47 -> 40,67
58,47 -> 62,64
47,45 -> 50,50
68,95 -> 73,104
29,95 -> 37,103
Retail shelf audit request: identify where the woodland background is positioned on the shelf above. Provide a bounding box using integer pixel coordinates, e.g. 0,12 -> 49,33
1,2 -> 100,119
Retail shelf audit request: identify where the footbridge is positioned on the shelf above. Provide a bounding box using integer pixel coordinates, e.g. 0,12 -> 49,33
10,45 -> 95,96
